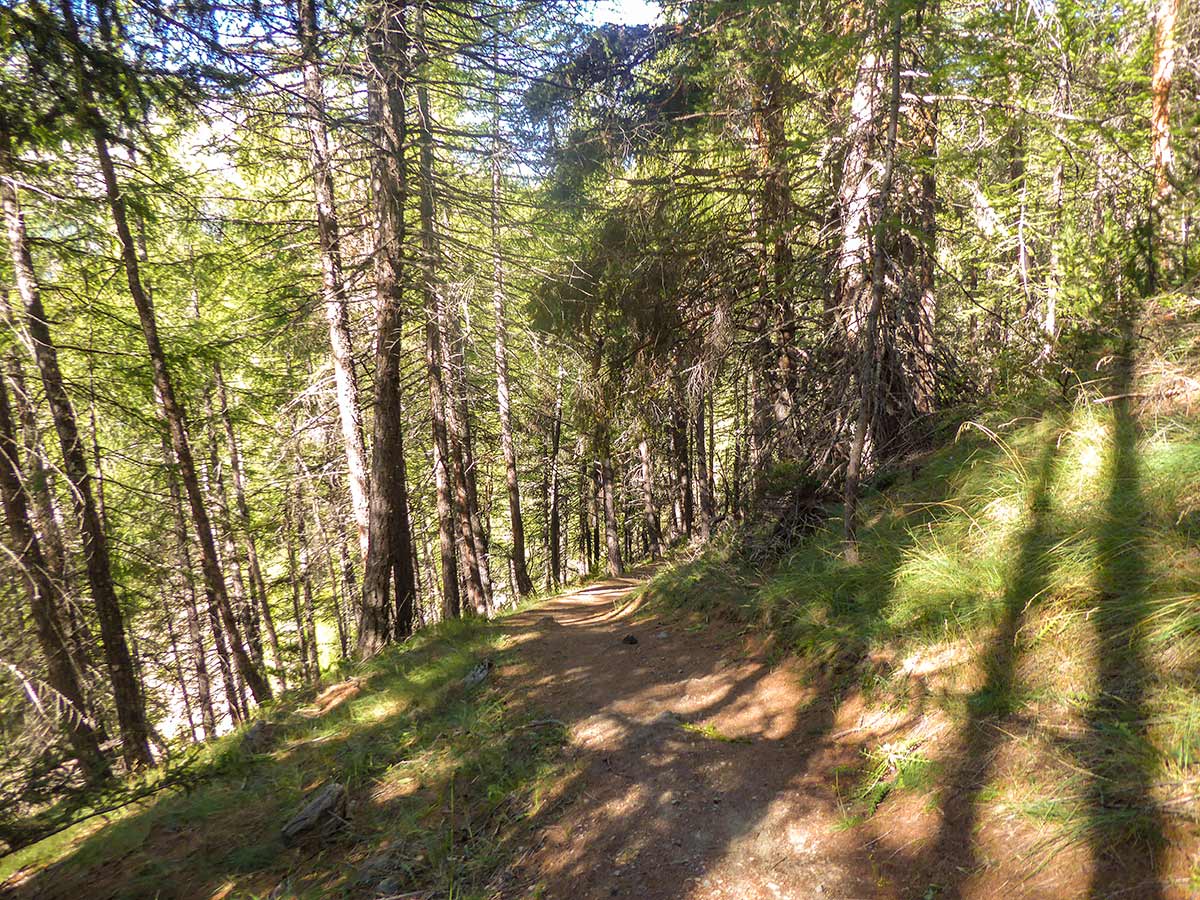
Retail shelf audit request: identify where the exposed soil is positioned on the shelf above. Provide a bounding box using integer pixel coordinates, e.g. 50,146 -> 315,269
495,574 -> 1195,900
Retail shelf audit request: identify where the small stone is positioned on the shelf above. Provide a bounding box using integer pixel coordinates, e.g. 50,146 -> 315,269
376,876 -> 402,895
622,634 -> 639,645
655,630 -> 669,639
241,719 -> 275,754
280,782 -> 348,846
462,658 -> 493,688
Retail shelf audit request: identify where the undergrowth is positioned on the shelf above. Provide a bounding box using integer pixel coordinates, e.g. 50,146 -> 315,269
0,615 -> 566,899
637,358 -> 1200,860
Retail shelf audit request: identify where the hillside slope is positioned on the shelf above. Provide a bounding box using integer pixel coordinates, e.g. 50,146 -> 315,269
4,312 -> 1200,898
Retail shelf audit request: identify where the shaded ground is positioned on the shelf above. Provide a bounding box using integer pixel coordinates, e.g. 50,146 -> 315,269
494,572 -> 1195,900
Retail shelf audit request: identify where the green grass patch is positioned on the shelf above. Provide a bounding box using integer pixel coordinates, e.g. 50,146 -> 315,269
1,612 -> 567,900
639,390 -> 1200,860
679,721 -> 752,744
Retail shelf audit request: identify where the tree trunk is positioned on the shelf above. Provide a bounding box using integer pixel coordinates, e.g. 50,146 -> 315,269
162,435 -> 217,739
1151,0 -> 1179,203
0,373 -> 108,779
295,491 -> 321,680
206,403 -> 263,674
490,81 -> 534,597
598,428 -> 624,577
285,499 -> 311,683
158,588 -> 197,744
547,366 -> 564,585
445,307 -> 493,614
751,43 -> 798,458
213,363 -> 285,689
360,1 -> 419,651
296,0 -> 371,561
694,393 -> 715,540
0,129 -> 153,768
638,436 -> 662,559
844,7 -> 904,562
911,96 -> 938,412
415,4 -> 465,620
91,125 -> 271,705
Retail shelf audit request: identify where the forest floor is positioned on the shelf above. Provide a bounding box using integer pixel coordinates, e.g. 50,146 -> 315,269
2,562 -> 1198,898
495,572 -> 1197,900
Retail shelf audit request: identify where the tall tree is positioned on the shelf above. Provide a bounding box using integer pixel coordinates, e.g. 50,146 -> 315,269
0,129 -> 153,767
56,0 -> 271,705
0,372 -> 108,779
359,0 -> 418,655
296,0 -> 371,560
490,61 -> 535,598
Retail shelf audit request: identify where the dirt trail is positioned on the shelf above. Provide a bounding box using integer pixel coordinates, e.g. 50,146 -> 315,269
496,575 -> 884,900
494,574 -> 1169,900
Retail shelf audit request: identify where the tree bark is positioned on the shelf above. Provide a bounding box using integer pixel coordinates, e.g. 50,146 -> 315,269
638,435 -> 662,559
694,392 -> 715,540
87,121 -> 271,705
844,6 -> 904,562
162,435 -> 217,739
1,129 -> 153,768
443,306 -> 492,614
52,0 -> 272,708
358,0 -> 418,654
285,498 -> 311,683
295,487 -> 321,680
296,0 -> 371,561
597,426 -> 624,577
415,3 -> 463,620
547,366 -> 564,584
205,400 -> 263,674
1151,0 -> 1179,203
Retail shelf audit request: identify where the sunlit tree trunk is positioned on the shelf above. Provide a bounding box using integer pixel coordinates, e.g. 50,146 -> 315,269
55,13 -> 272,707
844,7 -> 904,562
205,399 -> 263,675
213,364 -> 285,689
284,498 -> 310,683
296,0 -> 371,561
491,78 -> 534,597
1151,0 -> 1179,202
415,4 -> 465,619
158,588 -> 197,743
162,435 -> 217,739
547,365 -> 564,586
442,307 -> 492,614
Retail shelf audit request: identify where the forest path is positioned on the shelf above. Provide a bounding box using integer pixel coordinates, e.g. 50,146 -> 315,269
495,573 -> 885,900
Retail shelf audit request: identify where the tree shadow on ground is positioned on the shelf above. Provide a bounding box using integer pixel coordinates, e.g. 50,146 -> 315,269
1070,308 -> 1167,898
908,427 -> 1063,897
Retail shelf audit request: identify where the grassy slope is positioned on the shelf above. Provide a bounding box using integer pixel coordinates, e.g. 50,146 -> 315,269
6,311 -> 1200,898
638,353 -> 1200,879
1,616 -> 567,899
